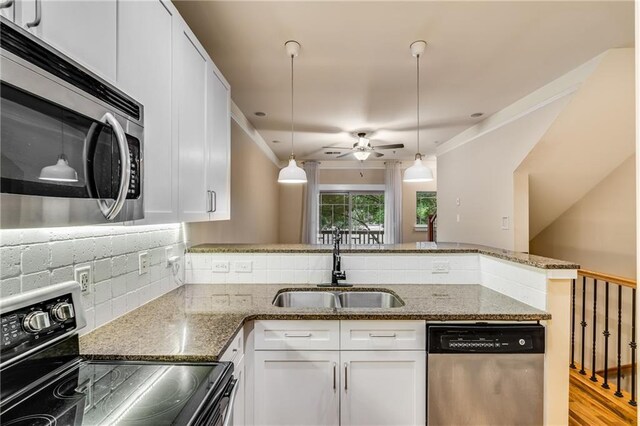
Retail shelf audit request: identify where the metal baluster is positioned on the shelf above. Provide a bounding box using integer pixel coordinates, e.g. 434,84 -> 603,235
630,288 -> 637,406
590,279 -> 598,382
580,276 -> 587,375
615,285 -> 623,398
570,278 -> 577,369
602,281 -> 610,389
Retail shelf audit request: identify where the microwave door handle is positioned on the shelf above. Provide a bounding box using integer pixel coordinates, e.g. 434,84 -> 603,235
221,378 -> 239,426
0,1 -> 14,10
97,112 -> 130,220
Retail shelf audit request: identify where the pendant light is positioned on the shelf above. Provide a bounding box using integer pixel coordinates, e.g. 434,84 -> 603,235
278,40 -> 307,184
39,111 -> 79,182
403,40 -> 434,183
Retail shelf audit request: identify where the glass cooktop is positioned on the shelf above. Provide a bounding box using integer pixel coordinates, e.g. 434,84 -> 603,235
1,360 -> 230,426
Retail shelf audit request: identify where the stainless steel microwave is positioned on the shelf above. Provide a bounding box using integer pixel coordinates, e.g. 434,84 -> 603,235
0,17 -> 144,228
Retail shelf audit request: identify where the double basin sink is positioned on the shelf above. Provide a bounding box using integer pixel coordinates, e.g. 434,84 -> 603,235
273,290 -> 404,309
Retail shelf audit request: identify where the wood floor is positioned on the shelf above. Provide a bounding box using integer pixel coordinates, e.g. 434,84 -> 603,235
569,367 -> 637,425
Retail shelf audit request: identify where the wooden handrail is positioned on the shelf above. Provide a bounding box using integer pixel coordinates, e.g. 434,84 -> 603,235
578,269 -> 636,289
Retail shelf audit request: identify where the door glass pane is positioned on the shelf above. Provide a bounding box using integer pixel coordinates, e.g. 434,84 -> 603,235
0,82 -> 115,199
318,191 -> 384,245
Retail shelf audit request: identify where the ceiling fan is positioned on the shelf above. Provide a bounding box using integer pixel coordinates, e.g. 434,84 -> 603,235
323,133 -> 404,160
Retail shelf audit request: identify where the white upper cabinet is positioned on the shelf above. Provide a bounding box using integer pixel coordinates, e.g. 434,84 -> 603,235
117,0 -> 177,224
206,63 -> 231,221
175,20 -> 210,223
21,0 -> 117,82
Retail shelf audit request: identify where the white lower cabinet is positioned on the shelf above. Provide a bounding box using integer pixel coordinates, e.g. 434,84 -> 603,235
254,351 -> 341,426
252,320 -> 426,426
340,351 -> 426,426
233,355 -> 246,426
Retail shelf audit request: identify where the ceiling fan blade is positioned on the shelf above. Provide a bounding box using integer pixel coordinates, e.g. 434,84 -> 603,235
336,152 -> 354,159
372,144 -> 405,150
372,152 -> 384,158
321,146 -> 352,150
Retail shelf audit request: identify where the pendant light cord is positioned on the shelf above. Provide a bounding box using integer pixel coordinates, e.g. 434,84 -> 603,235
416,53 -> 420,157
290,53 -> 295,157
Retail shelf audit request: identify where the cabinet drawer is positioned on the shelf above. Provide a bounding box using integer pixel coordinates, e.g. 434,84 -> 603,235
220,328 -> 244,363
255,320 -> 340,350
340,321 -> 426,350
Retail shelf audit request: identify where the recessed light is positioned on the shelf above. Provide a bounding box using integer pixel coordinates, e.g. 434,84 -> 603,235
470,112 -> 484,118
254,111 -> 267,117
271,140 -> 281,144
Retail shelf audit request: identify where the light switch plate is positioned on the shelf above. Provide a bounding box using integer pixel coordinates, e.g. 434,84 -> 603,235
212,261 -> 230,273
433,260 -> 450,274
138,252 -> 149,275
235,261 -> 252,273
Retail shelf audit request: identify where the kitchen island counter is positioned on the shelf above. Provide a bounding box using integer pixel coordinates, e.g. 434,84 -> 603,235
80,283 -> 549,362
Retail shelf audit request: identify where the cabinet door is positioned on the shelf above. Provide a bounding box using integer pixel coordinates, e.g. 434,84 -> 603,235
233,355 -> 246,426
341,351 -> 426,426
22,0 -> 117,82
206,64 -> 231,221
254,351 -> 340,426
117,0 -> 177,224
175,21 -> 210,223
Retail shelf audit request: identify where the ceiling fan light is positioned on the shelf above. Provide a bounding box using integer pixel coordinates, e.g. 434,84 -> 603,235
403,157 -> 433,182
278,158 -> 307,183
353,151 -> 371,161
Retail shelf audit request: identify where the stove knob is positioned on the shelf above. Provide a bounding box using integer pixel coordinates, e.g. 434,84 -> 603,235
51,302 -> 75,322
23,311 -> 51,333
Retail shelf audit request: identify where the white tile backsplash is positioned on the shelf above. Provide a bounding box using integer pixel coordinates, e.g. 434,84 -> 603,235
0,224 -> 185,335
185,252 -> 481,285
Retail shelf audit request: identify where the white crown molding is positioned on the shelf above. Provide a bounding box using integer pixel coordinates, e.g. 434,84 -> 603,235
436,52 -> 605,157
230,101 -> 281,167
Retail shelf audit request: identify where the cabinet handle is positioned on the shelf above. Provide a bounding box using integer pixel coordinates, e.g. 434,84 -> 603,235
25,0 -> 41,28
212,190 -> 217,212
284,332 -> 312,338
369,333 -> 397,338
344,363 -> 348,390
0,1 -> 14,10
332,362 -> 336,391
206,190 -> 214,213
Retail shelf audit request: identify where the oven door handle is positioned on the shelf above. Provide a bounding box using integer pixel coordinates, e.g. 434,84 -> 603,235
221,378 -> 239,426
98,112 -> 130,220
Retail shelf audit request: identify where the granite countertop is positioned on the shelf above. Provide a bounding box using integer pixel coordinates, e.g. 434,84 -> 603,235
187,243 -> 580,270
79,283 -> 550,363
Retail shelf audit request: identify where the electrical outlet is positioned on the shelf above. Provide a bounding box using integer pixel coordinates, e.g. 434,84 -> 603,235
433,260 -> 450,274
235,261 -> 252,273
212,261 -> 229,273
75,266 -> 92,293
165,247 -> 173,267
138,252 -> 149,275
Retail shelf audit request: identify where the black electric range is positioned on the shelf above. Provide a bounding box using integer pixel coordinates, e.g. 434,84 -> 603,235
0,282 -> 237,426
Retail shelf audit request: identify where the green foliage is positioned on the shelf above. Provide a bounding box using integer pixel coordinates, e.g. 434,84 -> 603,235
320,192 -> 384,231
416,192 -> 437,225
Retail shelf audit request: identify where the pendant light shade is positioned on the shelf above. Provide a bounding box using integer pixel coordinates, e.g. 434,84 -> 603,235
39,154 -> 79,182
353,151 -> 371,161
403,155 -> 433,182
278,157 -> 307,183
404,40 -> 434,183
278,40 -> 307,184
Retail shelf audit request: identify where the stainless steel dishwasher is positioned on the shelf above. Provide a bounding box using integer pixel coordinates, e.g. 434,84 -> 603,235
426,324 -> 545,426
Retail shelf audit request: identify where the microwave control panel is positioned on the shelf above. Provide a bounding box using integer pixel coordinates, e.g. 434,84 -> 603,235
126,136 -> 141,199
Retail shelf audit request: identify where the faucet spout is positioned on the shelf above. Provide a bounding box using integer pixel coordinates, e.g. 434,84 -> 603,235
330,228 -> 349,286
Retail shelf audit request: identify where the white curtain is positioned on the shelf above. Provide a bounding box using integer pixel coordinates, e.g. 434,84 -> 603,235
302,161 -> 320,244
384,161 -> 402,244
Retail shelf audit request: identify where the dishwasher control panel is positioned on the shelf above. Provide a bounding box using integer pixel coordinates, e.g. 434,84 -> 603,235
427,324 -> 545,354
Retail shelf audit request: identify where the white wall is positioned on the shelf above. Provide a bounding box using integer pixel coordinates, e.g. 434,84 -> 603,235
0,224 -> 186,334
436,94 -> 572,250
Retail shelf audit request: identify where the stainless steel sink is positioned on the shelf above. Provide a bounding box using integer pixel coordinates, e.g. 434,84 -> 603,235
272,290 -> 404,308
272,291 -> 338,308
337,291 -> 404,308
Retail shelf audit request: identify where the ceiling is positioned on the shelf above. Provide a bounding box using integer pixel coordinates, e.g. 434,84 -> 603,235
173,1 -> 634,162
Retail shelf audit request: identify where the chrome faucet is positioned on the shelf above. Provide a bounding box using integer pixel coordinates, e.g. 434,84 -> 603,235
330,228 -> 349,286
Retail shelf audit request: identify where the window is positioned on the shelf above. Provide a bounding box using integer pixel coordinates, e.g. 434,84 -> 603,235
416,191 -> 437,225
319,191 -> 385,245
